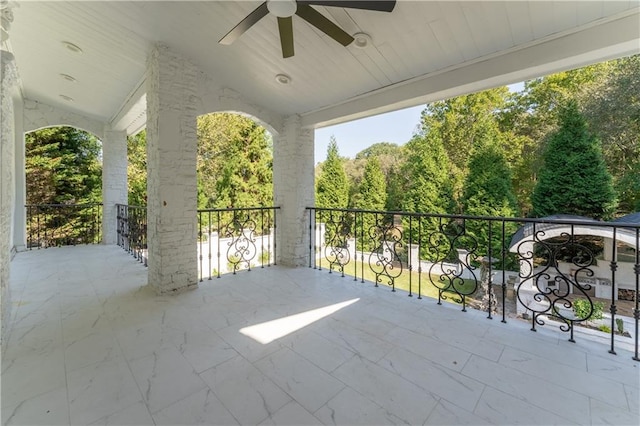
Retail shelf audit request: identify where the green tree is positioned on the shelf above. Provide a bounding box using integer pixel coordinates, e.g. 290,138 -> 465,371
531,101 -> 617,220
316,137 -> 349,208
420,87 -> 520,209
352,158 -> 387,250
26,126 -> 102,245
582,55 -> 640,213
461,138 -> 519,263
127,130 -> 147,206
197,113 -> 273,208
26,126 -> 102,205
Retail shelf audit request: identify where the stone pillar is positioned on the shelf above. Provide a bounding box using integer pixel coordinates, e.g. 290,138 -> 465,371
1,48 -> 18,346
145,44 -> 199,294
273,115 -> 315,266
12,95 -> 25,250
102,129 -> 128,244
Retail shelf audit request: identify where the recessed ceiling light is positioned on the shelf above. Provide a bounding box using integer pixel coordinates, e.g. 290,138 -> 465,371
275,73 -> 291,85
353,32 -> 372,49
62,41 -> 83,54
59,94 -> 74,102
60,73 -> 77,82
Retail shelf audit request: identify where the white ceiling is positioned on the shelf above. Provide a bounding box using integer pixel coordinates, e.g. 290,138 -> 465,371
4,1 -> 640,132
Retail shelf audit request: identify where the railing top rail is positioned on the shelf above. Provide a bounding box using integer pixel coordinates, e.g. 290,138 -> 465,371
198,206 -> 280,213
116,204 -> 146,209
306,207 -> 640,229
26,203 -> 103,208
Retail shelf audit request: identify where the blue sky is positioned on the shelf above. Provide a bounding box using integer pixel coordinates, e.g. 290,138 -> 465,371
314,82 -> 526,164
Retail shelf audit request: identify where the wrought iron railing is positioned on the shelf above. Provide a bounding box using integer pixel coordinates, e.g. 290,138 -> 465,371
197,207 -> 279,280
307,207 -> 640,360
116,204 -> 147,266
26,203 -> 102,249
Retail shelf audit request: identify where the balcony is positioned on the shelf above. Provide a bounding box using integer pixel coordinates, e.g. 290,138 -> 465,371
3,243 -> 639,425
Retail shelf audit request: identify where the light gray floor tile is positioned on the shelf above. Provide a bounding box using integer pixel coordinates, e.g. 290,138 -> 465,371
384,326 -> 471,372
314,317 -> 395,362
500,346 -> 629,409
255,347 -> 345,413
474,386 -> 578,425
258,401 -> 321,426
589,398 -> 640,426
128,345 -> 207,414
424,398 -> 491,425
199,355 -> 291,424
6,246 -> 639,426
380,347 -> 485,412
313,387 -> 406,425
170,329 -> 239,373
286,330 -> 355,373
67,356 -> 144,425
152,387 -> 238,425
332,356 -> 438,425
463,354 -> 591,424
89,400 -> 154,426
2,386 -> 69,426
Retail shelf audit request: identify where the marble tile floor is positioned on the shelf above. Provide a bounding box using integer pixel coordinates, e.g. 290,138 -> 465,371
2,245 -> 639,426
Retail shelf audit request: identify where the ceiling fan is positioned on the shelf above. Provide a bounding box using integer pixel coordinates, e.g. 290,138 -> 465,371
219,0 -> 396,58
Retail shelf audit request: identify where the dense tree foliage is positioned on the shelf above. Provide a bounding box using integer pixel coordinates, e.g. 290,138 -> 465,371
26,126 -> 102,205
531,101 -> 616,220
316,138 -> 349,208
197,113 -> 273,208
127,130 -> 147,206
125,114 -> 274,209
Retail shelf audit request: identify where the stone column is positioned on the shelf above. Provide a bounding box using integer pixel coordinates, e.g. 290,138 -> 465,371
101,129 -> 128,244
273,115 -> 315,266
1,48 -> 18,346
12,95 -> 25,251
145,44 -> 199,294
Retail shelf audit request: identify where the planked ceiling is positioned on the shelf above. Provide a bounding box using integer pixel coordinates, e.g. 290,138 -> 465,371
4,1 -> 640,131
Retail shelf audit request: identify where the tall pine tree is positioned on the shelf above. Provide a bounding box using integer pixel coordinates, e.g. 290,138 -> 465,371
532,101 -> 616,219
316,137 -> 349,208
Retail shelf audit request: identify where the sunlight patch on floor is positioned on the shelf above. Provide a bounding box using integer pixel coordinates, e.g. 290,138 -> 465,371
239,298 -> 360,344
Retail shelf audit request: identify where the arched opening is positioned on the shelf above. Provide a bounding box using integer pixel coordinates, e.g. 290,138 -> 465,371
25,125 -> 103,248
196,111 -> 275,279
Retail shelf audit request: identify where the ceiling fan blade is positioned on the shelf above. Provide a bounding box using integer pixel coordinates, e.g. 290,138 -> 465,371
219,2 -> 269,45
296,4 -> 354,46
278,17 -> 295,58
300,1 -> 396,12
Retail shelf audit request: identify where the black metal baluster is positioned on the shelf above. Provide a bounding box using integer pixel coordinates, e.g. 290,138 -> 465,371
408,214 -> 413,297
488,220 -> 493,319
633,226 -> 639,361
501,219 -> 507,323
609,227 -> 618,355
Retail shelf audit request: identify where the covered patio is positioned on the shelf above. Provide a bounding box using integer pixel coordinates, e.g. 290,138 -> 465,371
2,1 -> 640,424
3,245 -> 639,425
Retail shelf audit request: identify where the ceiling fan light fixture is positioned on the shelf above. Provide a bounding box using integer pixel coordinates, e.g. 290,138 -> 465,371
275,73 -> 291,85
62,41 -> 83,54
267,0 -> 297,18
353,32 -> 372,49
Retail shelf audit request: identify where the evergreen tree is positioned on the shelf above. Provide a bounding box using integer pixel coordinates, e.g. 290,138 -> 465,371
197,113 -> 273,208
399,134 -> 452,260
26,126 -> 102,205
531,101 -> 617,220
316,137 -> 349,208
461,138 -> 519,262
352,158 -> 387,250
127,130 -> 147,206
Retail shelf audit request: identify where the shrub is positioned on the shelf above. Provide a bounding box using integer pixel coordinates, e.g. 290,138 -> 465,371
573,298 -> 604,322
616,318 -> 624,334
598,325 -> 611,333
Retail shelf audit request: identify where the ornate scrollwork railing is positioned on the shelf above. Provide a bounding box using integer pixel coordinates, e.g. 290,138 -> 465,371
308,207 -> 640,360
197,206 -> 279,279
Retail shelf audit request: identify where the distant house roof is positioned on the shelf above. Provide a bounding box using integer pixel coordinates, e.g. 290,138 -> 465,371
612,212 -> 640,224
509,213 -> 639,252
